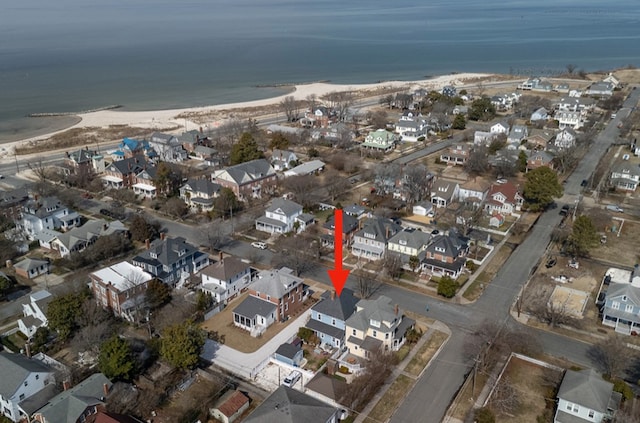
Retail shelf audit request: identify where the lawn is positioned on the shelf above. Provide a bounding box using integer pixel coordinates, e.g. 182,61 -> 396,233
364,375 -> 413,423
404,330 -> 448,377
591,218 -> 640,267
201,291 -> 316,353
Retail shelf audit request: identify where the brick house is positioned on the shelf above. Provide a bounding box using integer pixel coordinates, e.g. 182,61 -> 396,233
211,159 -> 277,201
101,156 -> 147,190
421,233 -> 469,278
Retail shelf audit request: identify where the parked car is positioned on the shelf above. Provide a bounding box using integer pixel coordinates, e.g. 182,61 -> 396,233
568,258 -> 579,269
283,370 -> 301,387
605,204 -> 624,213
251,241 -> 267,250
559,205 -> 570,216
545,258 -> 557,268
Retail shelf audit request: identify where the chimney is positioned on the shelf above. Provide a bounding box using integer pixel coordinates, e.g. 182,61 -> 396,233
63,380 -> 71,391
24,342 -> 31,358
219,251 -> 224,263
160,232 -> 166,241
65,151 -> 70,158
103,383 -> 110,397
145,239 -> 150,249
394,304 -> 399,315
5,259 -> 12,268
330,290 -> 335,300
386,226 -> 389,239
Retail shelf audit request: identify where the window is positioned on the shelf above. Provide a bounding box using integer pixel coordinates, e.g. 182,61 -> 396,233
612,301 -> 620,310
35,375 -> 39,380
385,333 -> 389,339
372,330 -> 377,338
19,394 -> 25,401
352,329 -> 356,336
588,410 -> 595,418
24,381 -> 28,387
332,318 -> 336,326
626,304 -> 634,312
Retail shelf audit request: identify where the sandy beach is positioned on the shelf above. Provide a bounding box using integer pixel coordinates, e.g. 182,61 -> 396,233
2,73 -> 491,157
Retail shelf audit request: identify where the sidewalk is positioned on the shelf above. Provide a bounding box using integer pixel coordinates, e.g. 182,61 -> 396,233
354,320 -> 451,423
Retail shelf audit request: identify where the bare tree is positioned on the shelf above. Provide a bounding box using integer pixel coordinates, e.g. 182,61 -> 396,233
489,377 -> 521,415
369,109 -> 389,129
354,270 -> 381,299
271,235 -> 317,276
524,285 -> 577,328
403,164 -> 431,205
553,147 -> 580,174
280,96 -> 300,122
281,174 -> 318,209
205,225 -> 226,252
374,162 -> 402,194
28,157 -> 54,195
325,171 -> 350,202
465,146 -> 490,178
383,254 -> 403,280
306,94 -> 317,113
587,335 -> 631,378
323,91 -> 354,122
380,94 -> 394,109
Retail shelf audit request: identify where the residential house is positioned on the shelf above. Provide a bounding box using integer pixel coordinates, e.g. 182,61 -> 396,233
361,130 -> 398,153
210,390 -> 250,423
395,116 -> 427,141
554,83 -> 570,93
554,369 -> 621,423
255,198 -> 303,234
19,197 -> 81,240
113,138 -> 153,160
149,132 -> 188,163
243,386 -> 341,423
555,97 -> 596,113
63,148 -> 105,175
132,236 -> 210,286
527,130 -> 555,150
507,125 -> 528,144
440,144 -> 470,166
0,188 -> 29,222
90,261 -> 153,322
18,290 -> 52,339
351,217 -> 402,261
132,164 -> 157,199
421,233 -> 469,278
200,256 -> 252,304
554,128 -> 578,149
232,267 -> 309,335
601,268 -> 640,335
485,181 -> 524,216
193,145 -> 218,162
610,162 -> 640,192
527,150 -> 555,172
345,295 -> 415,359
302,106 -> 336,128
387,228 -> 431,261
556,110 -> 583,130
458,178 -> 490,205
101,156 -> 146,190
430,179 -> 459,208
441,85 -> 457,97
453,105 -> 469,115
586,81 -> 615,97
474,131 -> 497,146
211,159 -> 277,201
178,129 -> 202,153
93,411 -> 144,423
603,73 -> 621,88
32,373 -> 113,423
488,148 -> 520,170
412,202 -> 434,217
273,342 -> 304,367
0,351 -> 56,423
530,107 -> 549,122
13,258 -> 50,280
295,213 -> 315,233
306,288 -> 359,349
490,122 -> 510,134
320,213 -> 359,248
518,78 -> 553,92
270,149 -> 298,171
179,178 -> 221,212
283,160 -> 325,177
49,219 -> 127,258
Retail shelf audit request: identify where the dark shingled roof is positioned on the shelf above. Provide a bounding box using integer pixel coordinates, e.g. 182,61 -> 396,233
311,288 -> 359,321
0,351 -> 53,398
243,386 -> 338,423
275,343 -> 301,360
233,296 -> 276,319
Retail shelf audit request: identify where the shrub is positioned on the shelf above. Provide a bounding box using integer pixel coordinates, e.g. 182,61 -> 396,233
437,276 -> 459,298
298,327 -> 315,343
612,379 -> 633,401
474,407 -> 495,423
465,260 -> 479,273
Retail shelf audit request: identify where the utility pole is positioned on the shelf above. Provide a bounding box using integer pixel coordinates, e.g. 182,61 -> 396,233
14,152 -> 19,174
230,206 -> 234,235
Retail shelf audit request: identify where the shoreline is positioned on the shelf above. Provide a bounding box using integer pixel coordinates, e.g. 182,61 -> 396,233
3,73 -> 493,156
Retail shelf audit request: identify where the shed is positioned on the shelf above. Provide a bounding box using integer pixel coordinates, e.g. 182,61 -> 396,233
210,390 -> 250,423
273,342 -> 304,367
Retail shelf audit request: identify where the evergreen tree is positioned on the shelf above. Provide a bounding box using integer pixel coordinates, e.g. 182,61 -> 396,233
230,133 -> 264,165
160,321 -> 205,369
568,215 -> 599,257
523,166 -> 563,211
98,335 -> 136,381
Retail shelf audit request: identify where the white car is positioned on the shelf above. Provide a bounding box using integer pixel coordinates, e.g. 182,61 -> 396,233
283,370 -> 301,387
251,241 -> 267,250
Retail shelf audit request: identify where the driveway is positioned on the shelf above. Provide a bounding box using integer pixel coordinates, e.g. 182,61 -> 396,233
202,308 -> 311,380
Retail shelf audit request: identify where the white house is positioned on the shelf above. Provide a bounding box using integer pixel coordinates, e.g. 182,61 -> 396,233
149,132 -> 188,162
556,110 -> 583,130
484,181 -> 523,216
271,149 -> 298,171
412,202 -> 434,217
0,351 -> 56,423
490,122 -> 510,134
554,368 -> 621,423
200,256 -> 252,304
458,179 -> 490,205
430,179 -> 459,208
530,107 -> 549,122
610,162 -> 640,192
586,81 -> 615,97
18,291 -> 53,339
361,130 -> 398,153
474,131 -> 497,146
255,198 -> 303,234
19,197 -> 81,240
387,228 -> 431,259
554,128 -> 577,149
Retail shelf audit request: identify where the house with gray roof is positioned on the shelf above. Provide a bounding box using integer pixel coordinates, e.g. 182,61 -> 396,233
32,373 -> 113,423
430,179 -> 459,209
507,125 -> 529,144
274,342 -> 304,367
255,198 -> 304,234
18,290 -> 52,339
530,107 -> 549,122
132,236 -> 209,286
387,227 -> 431,261
351,217 -> 402,261
601,276 -> 640,335
243,386 -> 340,423
232,295 -> 277,337
149,132 -> 188,163
554,368 -> 621,423
101,155 -> 147,190
321,213 -> 359,248
421,233 -> 469,279
179,178 -> 221,212
49,219 -> 127,258
212,159 -> 277,201
19,197 -> 81,240
270,149 -> 298,171
200,256 -> 252,304
610,162 -> 640,192
0,351 -> 56,422
283,160 -> 325,177
63,148 -> 105,176
345,295 -> 415,359
306,288 -> 359,349
586,81 -> 615,97
554,128 -> 577,149
13,258 -> 50,280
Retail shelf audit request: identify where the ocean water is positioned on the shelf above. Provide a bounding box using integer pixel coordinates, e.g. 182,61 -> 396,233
1,0 -> 639,140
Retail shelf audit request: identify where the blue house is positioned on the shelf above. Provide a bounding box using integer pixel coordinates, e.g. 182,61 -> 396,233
601,277 -> 640,335
306,288 -> 359,349
274,342 -> 304,367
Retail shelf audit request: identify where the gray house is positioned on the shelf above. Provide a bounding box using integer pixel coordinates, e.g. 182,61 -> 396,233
243,386 -> 341,423
306,288 -> 359,349
273,342 -> 304,367
554,369 -> 621,423
601,280 -> 640,335
351,217 -> 402,261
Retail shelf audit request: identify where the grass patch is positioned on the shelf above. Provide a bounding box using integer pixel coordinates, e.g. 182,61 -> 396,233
364,375 -> 414,423
1,333 -> 24,353
404,330 -> 448,377
395,344 -> 412,362
463,278 -> 486,301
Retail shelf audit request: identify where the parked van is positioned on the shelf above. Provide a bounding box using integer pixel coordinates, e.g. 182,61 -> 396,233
283,370 -> 301,387
605,204 -> 624,213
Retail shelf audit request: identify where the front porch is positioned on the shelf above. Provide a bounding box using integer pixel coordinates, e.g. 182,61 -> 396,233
602,314 -> 640,335
133,182 -> 157,199
255,216 -> 287,234
352,243 -> 384,261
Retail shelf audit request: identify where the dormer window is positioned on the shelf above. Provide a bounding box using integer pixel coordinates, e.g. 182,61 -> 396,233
370,319 -> 380,328
364,232 -> 376,239
150,252 -> 157,259
622,295 -> 627,302
399,240 -> 407,246
435,246 -> 445,253
178,249 -> 186,257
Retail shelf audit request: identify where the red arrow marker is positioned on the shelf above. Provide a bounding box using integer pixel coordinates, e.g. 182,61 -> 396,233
327,209 -> 350,297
